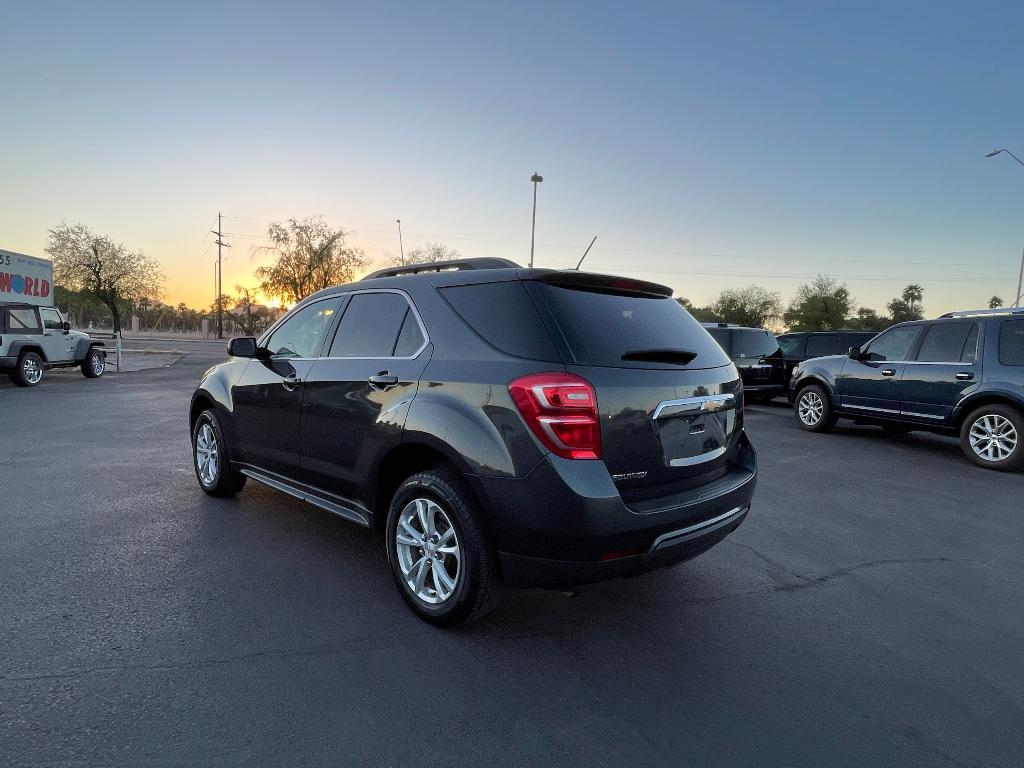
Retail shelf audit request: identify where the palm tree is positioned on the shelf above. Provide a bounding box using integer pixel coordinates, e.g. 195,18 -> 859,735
901,284 -> 924,313
989,295 -> 1004,309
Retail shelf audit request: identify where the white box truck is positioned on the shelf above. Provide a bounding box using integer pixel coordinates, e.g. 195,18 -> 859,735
0,248 -> 54,307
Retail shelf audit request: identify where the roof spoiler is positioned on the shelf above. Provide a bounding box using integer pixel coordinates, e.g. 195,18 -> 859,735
362,257 -> 521,280
533,271 -> 673,298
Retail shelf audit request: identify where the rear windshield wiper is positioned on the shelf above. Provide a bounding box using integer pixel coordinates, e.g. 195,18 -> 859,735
621,348 -> 698,365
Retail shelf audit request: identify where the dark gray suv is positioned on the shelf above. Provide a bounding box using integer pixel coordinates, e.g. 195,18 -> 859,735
790,308 -> 1024,471
189,259 -> 758,625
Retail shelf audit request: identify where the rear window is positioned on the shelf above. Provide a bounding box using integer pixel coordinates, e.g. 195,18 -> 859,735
732,329 -> 779,359
805,334 -> 841,358
999,319 -> 1024,365
440,281 -> 560,361
529,282 -> 731,369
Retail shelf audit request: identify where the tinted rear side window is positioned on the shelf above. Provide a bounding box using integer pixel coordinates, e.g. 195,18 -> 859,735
440,281 -> 560,361
530,282 -> 731,369
805,334 -> 841,357
732,329 -> 779,359
999,319 -> 1024,365
777,334 -> 804,356
915,322 -> 977,363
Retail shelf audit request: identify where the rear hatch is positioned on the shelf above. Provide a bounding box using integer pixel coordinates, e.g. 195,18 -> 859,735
523,273 -> 743,500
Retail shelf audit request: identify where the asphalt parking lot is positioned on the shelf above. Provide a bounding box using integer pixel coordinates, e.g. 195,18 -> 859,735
2,345 -> 1021,767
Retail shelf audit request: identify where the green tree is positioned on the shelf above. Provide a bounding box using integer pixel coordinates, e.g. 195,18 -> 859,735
783,275 -> 853,330
254,217 -> 370,304
710,285 -> 782,327
850,307 -> 888,331
46,222 -> 164,334
676,297 -> 721,323
989,295 -> 1004,309
388,241 -> 460,267
902,284 -> 924,315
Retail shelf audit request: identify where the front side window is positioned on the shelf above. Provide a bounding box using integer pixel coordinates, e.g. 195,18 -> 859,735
915,322 -> 978,363
329,292 -> 421,358
40,308 -> 64,330
264,298 -> 341,359
863,325 -> 921,362
1000,319 -> 1024,366
8,308 -> 41,332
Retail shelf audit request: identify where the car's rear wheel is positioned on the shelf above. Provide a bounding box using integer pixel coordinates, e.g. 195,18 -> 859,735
192,409 -> 247,496
11,351 -> 44,387
794,384 -> 836,433
386,470 -> 500,627
81,347 -> 105,378
960,404 -> 1024,472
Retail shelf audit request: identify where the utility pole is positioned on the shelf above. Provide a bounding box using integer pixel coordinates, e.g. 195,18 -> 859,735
529,172 -> 543,268
211,213 -> 231,339
396,219 -> 404,263
984,149 -> 1024,307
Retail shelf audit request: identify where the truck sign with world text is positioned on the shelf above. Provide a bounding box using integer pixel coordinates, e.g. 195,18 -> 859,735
0,248 -> 54,306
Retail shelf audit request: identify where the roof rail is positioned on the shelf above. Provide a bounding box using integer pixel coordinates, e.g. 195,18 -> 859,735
938,307 -> 1024,318
362,257 -> 521,281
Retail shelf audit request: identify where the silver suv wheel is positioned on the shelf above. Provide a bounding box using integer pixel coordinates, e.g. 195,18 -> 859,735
195,423 -> 220,487
968,413 -> 1018,463
91,351 -> 105,376
798,390 -> 824,426
22,355 -> 43,385
394,498 -> 462,605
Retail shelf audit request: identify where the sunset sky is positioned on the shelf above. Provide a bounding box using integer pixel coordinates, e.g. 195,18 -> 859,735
3,1 -> 1024,315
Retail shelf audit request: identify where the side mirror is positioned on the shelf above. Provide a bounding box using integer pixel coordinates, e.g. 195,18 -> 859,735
228,337 -> 258,358
62,321 -> 71,332
848,346 -> 861,359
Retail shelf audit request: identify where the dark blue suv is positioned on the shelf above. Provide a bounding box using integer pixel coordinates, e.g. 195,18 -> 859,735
790,308 -> 1024,471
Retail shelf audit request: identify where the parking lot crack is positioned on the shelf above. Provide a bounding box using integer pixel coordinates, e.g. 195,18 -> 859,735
775,556 -> 962,592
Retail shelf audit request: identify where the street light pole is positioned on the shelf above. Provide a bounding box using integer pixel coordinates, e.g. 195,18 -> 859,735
985,149 -> 1024,307
529,172 -> 543,268
396,219 -> 404,262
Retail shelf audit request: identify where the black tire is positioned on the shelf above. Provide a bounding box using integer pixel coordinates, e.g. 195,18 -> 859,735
960,404 -> 1024,472
81,346 -> 106,378
386,470 -> 501,627
793,383 -> 837,433
11,351 -> 44,387
191,409 -> 247,496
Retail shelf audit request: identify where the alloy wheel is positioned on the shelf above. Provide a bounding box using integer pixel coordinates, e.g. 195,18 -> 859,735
798,391 -> 823,426
91,352 -> 105,375
195,423 -> 220,486
395,498 -> 462,604
969,414 -> 1018,463
23,357 -> 42,385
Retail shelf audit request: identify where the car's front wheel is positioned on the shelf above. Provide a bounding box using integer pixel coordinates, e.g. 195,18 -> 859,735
960,404 -> 1024,472
794,384 -> 837,433
11,351 -> 44,387
192,409 -> 247,496
386,470 -> 501,627
81,347 -> 106,378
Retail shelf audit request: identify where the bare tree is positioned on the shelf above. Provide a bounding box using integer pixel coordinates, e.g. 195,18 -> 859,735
387,242 -> 461,267
253,217 -> 369,304
46,222 -> 164,334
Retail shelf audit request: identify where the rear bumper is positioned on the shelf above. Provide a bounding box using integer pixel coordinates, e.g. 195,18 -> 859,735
498,505 -> 749,588
472,432 -> 757,589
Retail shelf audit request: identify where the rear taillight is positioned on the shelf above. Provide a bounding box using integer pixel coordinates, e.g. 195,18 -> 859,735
508,372 -> 601,460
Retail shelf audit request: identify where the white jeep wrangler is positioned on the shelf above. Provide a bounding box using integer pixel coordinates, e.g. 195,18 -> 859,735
0,303 -> 106,386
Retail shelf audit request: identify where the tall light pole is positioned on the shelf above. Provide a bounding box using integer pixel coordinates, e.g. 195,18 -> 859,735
985,149 -> 1024,307
396,218 -> 404,263
530,172 -> 543,268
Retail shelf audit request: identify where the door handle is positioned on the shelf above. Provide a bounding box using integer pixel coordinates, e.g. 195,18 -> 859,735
881,369 -> 896,377
282,374 -> 302,390
955,372 -> 974,381
368,371 -> 399,390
